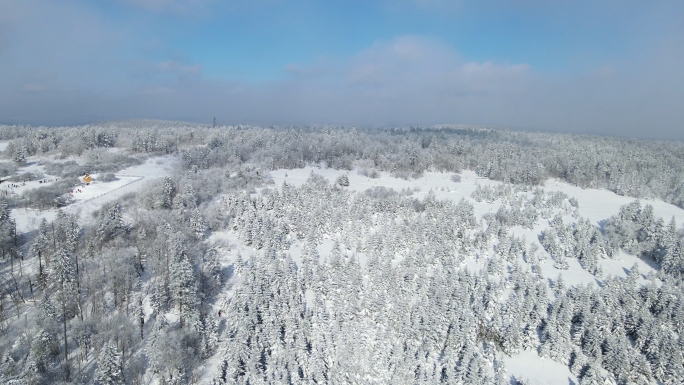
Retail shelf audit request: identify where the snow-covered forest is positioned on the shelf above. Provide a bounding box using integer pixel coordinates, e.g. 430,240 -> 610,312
0,121 -> 683,384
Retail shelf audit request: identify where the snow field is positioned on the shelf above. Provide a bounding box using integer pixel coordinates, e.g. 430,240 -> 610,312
270,167 -> 504,217
8,154 -> 178,232
222,166 -> 680,302
6,150 -> 676,384
271,166 -> 684,228
207,165 -> 681,385
503,350 -> 578,385
544,178 -> 684,227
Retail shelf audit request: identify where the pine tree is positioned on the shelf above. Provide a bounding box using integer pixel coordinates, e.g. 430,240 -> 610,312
200,248 -> 222,299
49,247 -> 79,379
662,238 -> 683,278
335,174 -> 349,187
190,209 -> 206,239
96,203 -> 124,244
96,343 -> 124,385
170,255 -> 197,328
173,184 -> 197,211
580,362 -> 603,385
13,146 -> 26,163
155,177 -> 176,209
551,274 -> 566,296
0,198 -> 9,221
53,211 -> 80,252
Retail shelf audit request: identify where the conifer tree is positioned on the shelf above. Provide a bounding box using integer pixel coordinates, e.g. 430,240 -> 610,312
96,343 -> 124,385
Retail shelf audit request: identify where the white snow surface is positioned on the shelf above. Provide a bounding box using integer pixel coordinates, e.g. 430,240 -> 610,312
270,166 -> 684,225
504,350 -> 578,385
65,155 -> 177,222
10,155 -> 178,232
266,166 -> 681,291
8,159 -> 680,384
544,178 -> 684,227
270,167 -> 503,217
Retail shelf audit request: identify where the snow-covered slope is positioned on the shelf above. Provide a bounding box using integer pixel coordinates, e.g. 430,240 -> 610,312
208,166 -> 680,385
8,154 -> 177,232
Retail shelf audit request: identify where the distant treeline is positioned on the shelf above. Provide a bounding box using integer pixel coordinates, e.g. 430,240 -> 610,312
3,122 -> 684,208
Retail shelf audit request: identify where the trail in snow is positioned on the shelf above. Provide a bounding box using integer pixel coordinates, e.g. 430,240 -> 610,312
10,154 -> 178,233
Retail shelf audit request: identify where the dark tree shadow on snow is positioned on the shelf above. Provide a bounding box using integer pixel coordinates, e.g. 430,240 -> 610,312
223,264 -> 234,281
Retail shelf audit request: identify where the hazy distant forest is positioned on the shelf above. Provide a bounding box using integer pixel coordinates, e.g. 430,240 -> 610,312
0,121 -> 683,385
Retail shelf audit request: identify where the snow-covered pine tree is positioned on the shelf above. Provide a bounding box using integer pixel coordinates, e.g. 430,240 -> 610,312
53,211 -> 80,253
96,203 -> 124,245
170,253 -> 198,328
96,343 -> 124,385
155,177 -> 176,209
184,208 -> 205,241
335,174 -> 349,187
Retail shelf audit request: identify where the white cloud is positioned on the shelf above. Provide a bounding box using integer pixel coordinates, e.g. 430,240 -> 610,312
339,36 -> 531,98
0,0 -> 683,140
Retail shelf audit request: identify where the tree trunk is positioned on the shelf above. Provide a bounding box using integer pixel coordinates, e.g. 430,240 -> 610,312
52,222 -> 57,253
75,252 -> 83,320
38,250 -> 45,290
139,297 -> 144,340
63,302 -> 70,381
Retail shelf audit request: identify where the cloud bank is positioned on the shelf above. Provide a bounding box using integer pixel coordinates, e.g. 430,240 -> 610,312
1,1 -> 683,140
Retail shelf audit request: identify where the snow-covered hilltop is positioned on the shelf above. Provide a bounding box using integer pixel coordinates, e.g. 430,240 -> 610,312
0,122 -> 682,384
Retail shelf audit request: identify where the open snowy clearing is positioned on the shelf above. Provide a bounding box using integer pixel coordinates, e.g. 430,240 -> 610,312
68,174 -> 143,204
65,155 -> 177,221
11,208 -> 58,234
216,165 -> 673,305
504,350 -> 578,385
198,165 -> 679,385
544,178 -> 684,227
10,154 -> 178,232
270,166 -> 684,225
270,167 -> 505,218
230,166 -> 681,294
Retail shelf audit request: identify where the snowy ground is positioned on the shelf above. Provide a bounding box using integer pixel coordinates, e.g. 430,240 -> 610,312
544,178 -> 684,228
271,166 -> 684,220
6,153 -> 679,385
503,350 -> 578,385
212,166 -> 680,385
1,163 -> 57,196
270,167 -> 504,218
10,154 -> 178,232
65,155 -> 177,222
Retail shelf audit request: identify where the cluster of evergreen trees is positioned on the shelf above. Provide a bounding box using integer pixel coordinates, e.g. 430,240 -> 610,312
4,122 -> 684,208
0,122 -> 683,383
215,174 -> 684,384
0,173 -> 234,383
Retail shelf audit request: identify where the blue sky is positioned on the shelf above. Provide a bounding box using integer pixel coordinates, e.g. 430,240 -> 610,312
1,0 -> 683,139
